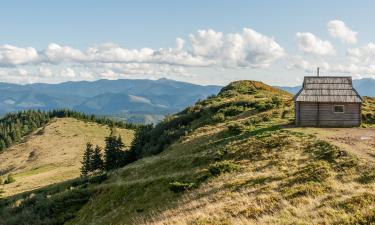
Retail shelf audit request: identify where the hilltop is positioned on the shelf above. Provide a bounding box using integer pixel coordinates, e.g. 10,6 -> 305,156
1,81 -> 375,225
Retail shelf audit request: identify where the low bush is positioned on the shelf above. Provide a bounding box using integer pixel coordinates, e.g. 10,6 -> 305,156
227,122 -> 246,135
282,182 -> 329,199
358,167 -> 375,184
291,161 -> 331,184
337,192 -> 375,212
218,105 -> 246,117
212,113 -> 225,123
169,181 -> 195,193
4,174 -> 15,184
208,161 -> 241,176
306,141 -> 359,169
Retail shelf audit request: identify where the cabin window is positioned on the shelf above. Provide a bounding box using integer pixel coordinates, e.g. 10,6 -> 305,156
333,105 -> 344,113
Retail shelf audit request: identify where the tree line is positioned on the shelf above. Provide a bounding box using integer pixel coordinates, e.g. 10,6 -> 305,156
0,109 -> 139,152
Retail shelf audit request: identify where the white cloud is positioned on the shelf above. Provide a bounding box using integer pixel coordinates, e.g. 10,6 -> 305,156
189,28 -> 284,67
39,66 -> 53,77
0,27 -> 286,83
60,68 -> 76,78
189,29 -> 224,57
296,32 -> 335,56
45,43 -> 87,63
0,45 -> 39,66
78,71 -> 94,79
347,42 -> 375,64
327,20 -> 357,44
18,68 -> 28,76
175,38 -> 185,51
0,27 -> 284,71
287,54 -> 375,78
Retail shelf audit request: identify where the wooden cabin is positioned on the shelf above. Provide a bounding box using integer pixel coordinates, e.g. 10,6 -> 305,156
294,76 -> 363,127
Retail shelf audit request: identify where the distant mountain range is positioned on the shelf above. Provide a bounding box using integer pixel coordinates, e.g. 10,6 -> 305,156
0,78 -> 221,123
277,78 -> 375,97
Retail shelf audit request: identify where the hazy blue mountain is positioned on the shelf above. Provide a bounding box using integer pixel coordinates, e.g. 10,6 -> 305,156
0,78 -> 221,123
277,78 -> 375,97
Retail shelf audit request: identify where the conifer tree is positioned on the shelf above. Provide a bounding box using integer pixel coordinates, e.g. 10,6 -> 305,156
81,142 -> 94,176
0,140 -> 6,152
91,145 -> 104,172
104,135 -> 125,171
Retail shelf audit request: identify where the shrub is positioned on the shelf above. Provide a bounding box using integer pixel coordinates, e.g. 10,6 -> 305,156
291,161 -> 331,184
219,105 -> 245,117
208,161 -> 241,176
169,181 -> 195,193
4,174 -> 15,184
282,182 -> 328,199
282,109 -> 290,118
306,141 -> 359,169
358,167 -> 375,184
88,173 -> 108,184
256,131 -> 291,150
254,94 -> 265,98
337,192 -> 375,212
260,113 -> 271,122
271,96 -> 282,106
212,113 -> 225,122
227,122 -> 246,135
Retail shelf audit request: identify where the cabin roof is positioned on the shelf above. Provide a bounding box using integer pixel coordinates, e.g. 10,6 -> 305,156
294,76 -> 363,103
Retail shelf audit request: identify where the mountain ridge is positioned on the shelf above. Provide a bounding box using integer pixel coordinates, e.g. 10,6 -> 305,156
0,78 -> 222,123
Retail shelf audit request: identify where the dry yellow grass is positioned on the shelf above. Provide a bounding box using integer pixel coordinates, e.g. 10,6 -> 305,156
67,120 -> 374,224
289,127 -> 375,162
127,126 -> 375,225
0,117 -> 134,197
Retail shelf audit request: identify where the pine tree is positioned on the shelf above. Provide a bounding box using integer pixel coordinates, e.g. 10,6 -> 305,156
104,135 -> 125,171
0,140 -> 6,152
91,145 -> 104,172
81,142 -> 94,176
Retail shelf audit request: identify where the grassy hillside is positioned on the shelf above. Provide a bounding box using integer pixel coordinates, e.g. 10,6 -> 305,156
362,96 -> 375,127
0,118 -> 134,197
1,81 -> 375,225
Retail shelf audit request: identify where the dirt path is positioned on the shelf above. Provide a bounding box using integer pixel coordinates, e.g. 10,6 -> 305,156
287,127 -> 375,162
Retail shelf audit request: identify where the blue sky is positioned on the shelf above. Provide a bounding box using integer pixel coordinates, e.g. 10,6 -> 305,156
0,0 -> 375,86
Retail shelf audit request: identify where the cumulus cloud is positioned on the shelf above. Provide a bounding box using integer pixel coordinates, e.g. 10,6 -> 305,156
175,38 -> 185,51
189,29 -> 224,57
39,66 -> 53,77
0,27 -> 286,83
0,45 -> 39,66
347,42 -> 375,64
287,53 -> 375,78
45,43 -> 87,63
296,32 -> 335,56
0,27 -> 283,70
60,68 -> 76,78
189,28 -> 285,67
327,20 -> 357,44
